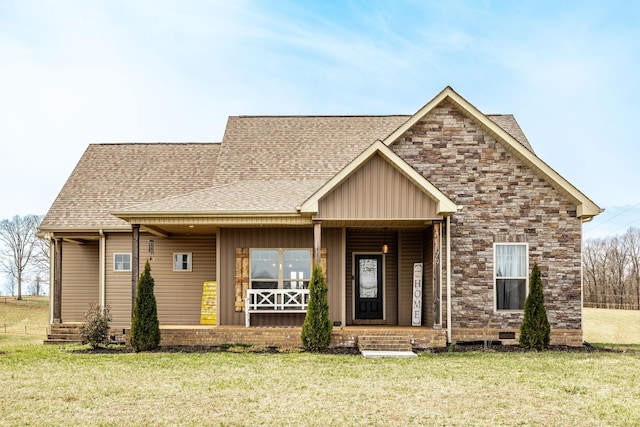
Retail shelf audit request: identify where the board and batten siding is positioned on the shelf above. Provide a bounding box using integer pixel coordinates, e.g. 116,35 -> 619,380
60,240 -> 99,322
106,233 -> 216,329
317,153 -> 439,220
397,230 -> 427,326
219,227 -> 344,326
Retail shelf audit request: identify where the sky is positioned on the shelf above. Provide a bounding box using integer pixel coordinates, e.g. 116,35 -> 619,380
0,0 -> 638,241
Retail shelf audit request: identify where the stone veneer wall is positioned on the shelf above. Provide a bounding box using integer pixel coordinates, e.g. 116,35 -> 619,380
391,101 -> 583,341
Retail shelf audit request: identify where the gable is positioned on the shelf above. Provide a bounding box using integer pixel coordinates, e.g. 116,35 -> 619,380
317,152 -> 440,220
384,87 -> 602,220
301,140 -> 457,217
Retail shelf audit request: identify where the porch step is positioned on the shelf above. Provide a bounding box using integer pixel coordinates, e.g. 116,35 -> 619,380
357,335 -> 413,353
44,323 -> 83,345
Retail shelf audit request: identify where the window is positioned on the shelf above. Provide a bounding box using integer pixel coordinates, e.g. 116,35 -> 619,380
494,243 -> 528,310
114,253 -> 131,272
173,253 -> 192,271
250,249 -> 312,289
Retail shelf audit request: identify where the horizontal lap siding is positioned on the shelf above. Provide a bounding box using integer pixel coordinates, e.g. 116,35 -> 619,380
106,233 -> 216,329
105,234 -> 134,330
146,235 -> 216,325
61,241 -> 99,322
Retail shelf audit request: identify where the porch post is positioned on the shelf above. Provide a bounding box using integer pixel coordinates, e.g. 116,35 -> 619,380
52,238 -> 63,323
313,220 -> 322,266
131,224 -> 140,316
446,216 -> 452,344
433,221 -> 442,328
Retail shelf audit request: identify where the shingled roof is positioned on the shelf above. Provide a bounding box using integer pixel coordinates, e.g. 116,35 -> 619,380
40,111 -> 535,229
40,143 -> 221,230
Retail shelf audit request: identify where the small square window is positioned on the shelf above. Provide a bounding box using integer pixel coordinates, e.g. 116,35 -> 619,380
114,253 -> 131,272
173,253 -> 192,272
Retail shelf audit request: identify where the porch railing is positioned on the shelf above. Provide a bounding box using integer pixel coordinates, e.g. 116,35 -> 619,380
245,289 -> 310,327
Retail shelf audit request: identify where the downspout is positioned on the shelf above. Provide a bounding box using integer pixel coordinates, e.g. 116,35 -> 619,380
446,216 -> 452,344
99,230 -> 106,310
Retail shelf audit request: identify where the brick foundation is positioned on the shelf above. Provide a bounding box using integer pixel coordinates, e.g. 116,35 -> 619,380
452,328 -> 582,347
124,326 -> 448,349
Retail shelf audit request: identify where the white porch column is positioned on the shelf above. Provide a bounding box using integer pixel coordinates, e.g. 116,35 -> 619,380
99,230 -> 106,309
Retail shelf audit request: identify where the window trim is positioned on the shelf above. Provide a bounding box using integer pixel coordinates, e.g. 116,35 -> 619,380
113,253 -> 131,272
249,248 -> 312,290
493,242 -> 529,312
173,252 -> 193,272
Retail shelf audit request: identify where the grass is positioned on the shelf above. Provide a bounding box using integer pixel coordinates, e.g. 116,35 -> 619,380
0,346 -> 639,426
1,301 -> 640,425
0,296 -> 49,346
583,307 -> 640,347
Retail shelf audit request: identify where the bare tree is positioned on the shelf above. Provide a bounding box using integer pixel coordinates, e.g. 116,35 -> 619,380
0,215 -> 42,300
624,227 -> 640,309
584,227 -> 640,310
2,275 -> 16,297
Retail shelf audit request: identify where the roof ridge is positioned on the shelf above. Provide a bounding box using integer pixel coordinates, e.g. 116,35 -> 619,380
88,142 -> 221,146
232,114 -> 412,119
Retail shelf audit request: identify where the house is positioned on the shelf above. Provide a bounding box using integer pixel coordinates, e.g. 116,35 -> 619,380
39,86 -> 602,348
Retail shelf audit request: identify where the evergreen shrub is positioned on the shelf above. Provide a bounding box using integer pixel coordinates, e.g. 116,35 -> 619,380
130,261 -> 161,352
520,262 -> 551,350
301,264 -> 332,351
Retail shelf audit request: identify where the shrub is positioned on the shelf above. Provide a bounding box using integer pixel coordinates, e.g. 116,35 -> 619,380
520,262 -> 551,350
80,303 -> 112,348
130,260 -> 161,352
301,264 -> 333,351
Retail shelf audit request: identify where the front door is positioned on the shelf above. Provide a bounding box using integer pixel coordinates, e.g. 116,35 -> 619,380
354,254 -> 383,320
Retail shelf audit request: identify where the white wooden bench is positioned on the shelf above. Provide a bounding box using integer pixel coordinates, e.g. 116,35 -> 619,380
245,289 -> 309,327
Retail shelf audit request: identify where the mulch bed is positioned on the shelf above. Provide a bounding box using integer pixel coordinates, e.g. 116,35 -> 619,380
70,342 -> 613,355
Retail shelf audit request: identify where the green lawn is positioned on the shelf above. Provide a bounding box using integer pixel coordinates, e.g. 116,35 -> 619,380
0,296 -> 49,346
583,307 -> 640,346
2,300 -> 640,425
0,346 -> 639,426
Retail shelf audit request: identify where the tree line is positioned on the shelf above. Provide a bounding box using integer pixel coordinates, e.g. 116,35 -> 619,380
0,215 -> 49,298
583,227 -> 640,310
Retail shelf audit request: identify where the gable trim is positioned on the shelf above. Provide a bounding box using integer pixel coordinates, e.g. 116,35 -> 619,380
299,140 -> 457,216
383,86 -> 602,219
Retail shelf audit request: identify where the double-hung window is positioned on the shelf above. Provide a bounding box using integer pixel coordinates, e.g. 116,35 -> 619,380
250,249 -> 312,289
494,243 -> 528,311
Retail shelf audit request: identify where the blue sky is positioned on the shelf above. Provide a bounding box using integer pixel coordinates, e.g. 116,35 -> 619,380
0,0 -> 638,240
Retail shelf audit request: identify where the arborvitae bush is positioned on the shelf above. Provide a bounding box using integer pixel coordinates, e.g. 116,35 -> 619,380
301,264 -> 332,351
130,261 -> 161,352
80,303 -> 112,348
520,262 -> 551,350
